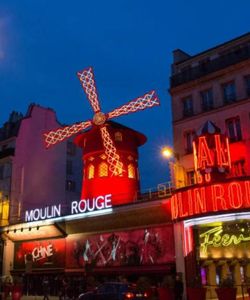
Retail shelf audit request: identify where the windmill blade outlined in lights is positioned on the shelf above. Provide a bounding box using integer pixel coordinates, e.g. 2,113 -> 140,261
44,121 -> 92,147
77,67 -> 101,113
44,67 -> 160,176
100,126 -> 124,176
107,90 -> 158,120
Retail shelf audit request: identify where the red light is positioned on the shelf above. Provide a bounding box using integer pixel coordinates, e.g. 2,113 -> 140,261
125,292 -> 134,299
170,179 -> 250,221
144,291 -> 149,297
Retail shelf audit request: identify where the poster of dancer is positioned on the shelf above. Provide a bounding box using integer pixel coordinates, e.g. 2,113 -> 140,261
66,225 -> 174,268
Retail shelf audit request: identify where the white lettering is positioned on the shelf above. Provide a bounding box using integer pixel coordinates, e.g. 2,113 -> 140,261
71,201 -> 78,214
79,200 -> 87,213
33,209 -> 40,221
54,205 -> 61,217
71,194 -> 113,215
32,245 -> 54,262
25,205 -> 61,222
25,210 -> 33,222
87,199 -> 95,212
96,196 -> 104,209
105,194 -> 112,208
24,194 -> 112,222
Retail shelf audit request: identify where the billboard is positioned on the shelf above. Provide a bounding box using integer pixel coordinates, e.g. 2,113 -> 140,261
199,224 -> 250,259
66,225 -> 174,269
14,238 -> 65,270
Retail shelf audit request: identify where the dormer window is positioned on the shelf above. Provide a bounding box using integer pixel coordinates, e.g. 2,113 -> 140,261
115,132 -> 122,142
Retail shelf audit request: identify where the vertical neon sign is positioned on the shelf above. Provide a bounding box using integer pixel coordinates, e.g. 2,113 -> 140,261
193,133 -> 231,183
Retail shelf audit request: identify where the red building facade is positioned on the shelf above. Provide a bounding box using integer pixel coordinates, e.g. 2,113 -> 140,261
75,121 -> 146,205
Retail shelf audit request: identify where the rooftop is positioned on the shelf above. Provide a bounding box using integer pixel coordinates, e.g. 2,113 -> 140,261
170,32 -> 250,88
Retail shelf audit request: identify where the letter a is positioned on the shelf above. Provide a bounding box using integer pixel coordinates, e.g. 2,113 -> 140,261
197,136 -> 213,170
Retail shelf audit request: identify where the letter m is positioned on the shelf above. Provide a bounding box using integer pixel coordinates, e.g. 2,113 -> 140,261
25,210 -> 34,222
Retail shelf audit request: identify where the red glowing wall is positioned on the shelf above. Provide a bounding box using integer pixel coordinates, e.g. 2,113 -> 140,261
75,122 -> 147,205
14,238 -> 65,270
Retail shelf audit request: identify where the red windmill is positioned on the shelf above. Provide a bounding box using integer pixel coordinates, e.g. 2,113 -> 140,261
44,67 -> 160,177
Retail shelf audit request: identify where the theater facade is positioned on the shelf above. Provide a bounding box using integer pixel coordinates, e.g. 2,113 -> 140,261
170,32 -> 250,299
0,121 -> 175,295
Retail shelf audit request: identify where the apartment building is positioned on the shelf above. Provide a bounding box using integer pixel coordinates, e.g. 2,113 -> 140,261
0,104 -> 82,225
170,32 -> 250,188
169,33 -> 250,299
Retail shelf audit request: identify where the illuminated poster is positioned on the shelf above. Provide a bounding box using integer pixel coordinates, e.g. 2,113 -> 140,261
199,224 -> 250,259
14,238 -> 65,269
66,225 -> 174,268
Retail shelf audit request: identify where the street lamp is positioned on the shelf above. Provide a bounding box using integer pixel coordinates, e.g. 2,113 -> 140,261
161,146 -> 174,159
161,146 -> 184,189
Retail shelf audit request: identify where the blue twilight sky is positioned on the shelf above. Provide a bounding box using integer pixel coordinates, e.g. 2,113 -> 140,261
0,0 -> 250,190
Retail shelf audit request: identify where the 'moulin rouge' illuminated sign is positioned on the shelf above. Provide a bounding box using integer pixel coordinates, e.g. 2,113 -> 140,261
193,133 -> 231,183
170,179 -> 250,221
25,194 -> 112,222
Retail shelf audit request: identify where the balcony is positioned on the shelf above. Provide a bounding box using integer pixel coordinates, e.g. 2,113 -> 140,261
0,148 -> 15,159
171,44 -> 250,88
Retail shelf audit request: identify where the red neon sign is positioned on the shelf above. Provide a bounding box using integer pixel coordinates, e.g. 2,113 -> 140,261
14,239 -> 65,269
193,134 -> 231,183
170,179 -> 250,221
196,136 -> 214,170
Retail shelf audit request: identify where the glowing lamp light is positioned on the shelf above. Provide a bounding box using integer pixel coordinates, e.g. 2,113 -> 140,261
125,292 -> 134,299
161,147 -> 174,159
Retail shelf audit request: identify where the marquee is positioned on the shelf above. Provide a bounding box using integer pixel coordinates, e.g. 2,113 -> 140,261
170,179 -> 250,221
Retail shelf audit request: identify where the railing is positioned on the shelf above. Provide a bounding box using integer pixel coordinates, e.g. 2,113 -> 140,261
171,45 -> 250,87
139,181 -> 173,201
0,147 -> 15,159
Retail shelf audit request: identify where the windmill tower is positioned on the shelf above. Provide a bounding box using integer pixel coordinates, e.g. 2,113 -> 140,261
44,67 -> 159,205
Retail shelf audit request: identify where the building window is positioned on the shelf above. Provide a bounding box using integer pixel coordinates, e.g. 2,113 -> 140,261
1,145 -> 7,151
0,199 -> 9,223
245,75 -> 250,97
88,164 -> 95,179
65,180 -> 76,192
222,82 -> 236,104
182,96 -> 193,117
115,132 -> 122,142
184,131 -> 195,154
98,162 -> 108,177
128,164 -> 136,179
67,141 -> 76,156
226,117 -> 242,142
0,165 -> 4,180
66,160 -> 73,175
230,160 -> 246,177
187,170 -> 196,186
199,58 -> 210,71
201,89 -> 213,111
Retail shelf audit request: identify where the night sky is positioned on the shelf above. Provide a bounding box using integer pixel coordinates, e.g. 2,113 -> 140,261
0,0 -> 250,190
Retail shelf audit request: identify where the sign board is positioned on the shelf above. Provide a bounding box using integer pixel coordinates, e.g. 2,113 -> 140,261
170,179 -> 250,221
